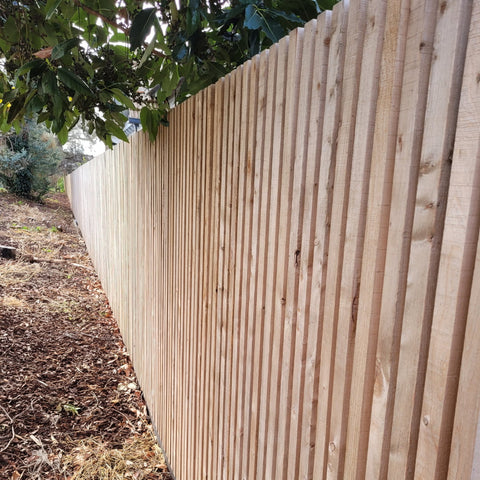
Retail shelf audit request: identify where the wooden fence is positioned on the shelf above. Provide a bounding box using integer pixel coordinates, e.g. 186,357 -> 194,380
66,0 -> 480,478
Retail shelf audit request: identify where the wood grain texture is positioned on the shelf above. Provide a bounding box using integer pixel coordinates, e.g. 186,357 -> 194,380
448,227 -> 480,480
65,1 -> 477,477
415,0 -> 479,477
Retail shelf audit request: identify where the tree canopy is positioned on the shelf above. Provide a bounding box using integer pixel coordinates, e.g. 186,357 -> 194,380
0,0 -> 337,146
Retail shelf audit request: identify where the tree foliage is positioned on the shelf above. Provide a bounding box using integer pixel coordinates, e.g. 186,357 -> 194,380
0,0 -> 338,146
0,119 -> 64,199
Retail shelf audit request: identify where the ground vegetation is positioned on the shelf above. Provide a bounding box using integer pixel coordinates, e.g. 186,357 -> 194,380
0,120 -> 63,200
0,192 -> 172,479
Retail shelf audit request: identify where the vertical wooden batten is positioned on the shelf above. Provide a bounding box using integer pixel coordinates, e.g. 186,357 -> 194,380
66,1 -> 479,477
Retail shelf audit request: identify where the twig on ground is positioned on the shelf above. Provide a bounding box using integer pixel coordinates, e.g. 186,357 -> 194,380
0,404 -> 16,452
27,257 -> 93,271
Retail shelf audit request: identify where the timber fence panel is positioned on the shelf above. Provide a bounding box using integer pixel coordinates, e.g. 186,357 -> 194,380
416,1 -> 480,477
66,1 -> 479,477
259,34 -> 288,480
225,67 -> 241,480
249,47 -> 268,478
336,0 -> 390,475
253,39 -> 281,480
448,221 -> 480,480
223,71 -> 237,480
313,0 -> 365,476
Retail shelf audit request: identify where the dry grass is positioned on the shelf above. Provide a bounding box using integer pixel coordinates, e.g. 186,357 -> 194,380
1,295 -> 30,309
7,198 -> 65,229
8,201 -> 44,223
0,260 -> 41,287
1,192 -> 173,480
62,429 -> 168,480
2,193 -> 79,261
7,230 -> 72,260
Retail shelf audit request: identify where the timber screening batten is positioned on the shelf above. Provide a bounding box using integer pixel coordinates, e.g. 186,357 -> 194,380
66,0 -> 480,478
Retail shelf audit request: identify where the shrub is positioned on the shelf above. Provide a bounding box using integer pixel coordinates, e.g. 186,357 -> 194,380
55,176 -> 65,193
0,121 -> 64,200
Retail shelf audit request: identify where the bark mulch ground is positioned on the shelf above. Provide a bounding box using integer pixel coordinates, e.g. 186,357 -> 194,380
0,192 -> 172,480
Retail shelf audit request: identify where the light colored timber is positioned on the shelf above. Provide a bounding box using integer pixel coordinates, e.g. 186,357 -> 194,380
448,222 -> 480,479
245,46 -> 269,479
415,0 -> 480,477
358,0 -> 409,478
313,0 -> 364,477
335,0 -> 390,477
66,1 -> 479,477
255,35 -> 287,480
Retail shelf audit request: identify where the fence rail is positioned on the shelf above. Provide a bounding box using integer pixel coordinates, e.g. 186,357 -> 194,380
66,0 -> 480,478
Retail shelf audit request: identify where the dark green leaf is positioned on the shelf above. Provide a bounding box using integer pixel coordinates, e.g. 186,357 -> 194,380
186,2 -> 201,37
27,94 -> 46,114
95,117 -> 107,139
139,36 -> 157,66
51,38 -> 80,60
248,29 -> 260,57
15,60 -> 46,80
159,113 -> 169,127
105,135 -> 113,149
109,88 -> 135,110
24,89 -> 38,111
172,43 -> 188,61
259,14 -> 286,43
57,125 -> 68,144
140,107 -> 158,142
108,111 -> 128,125
52,114 -> 65,133
52,91 -> 65,120
41,70 -> 57,96
220,4 -> 246,23
155,65 -> 180,103
244,5 -> 289,43
61,2 -> 77,19
140,106 -> 151,130
37,112 -> 50,123
106,120 -> 129,143
267,9 -> 304,25
1,120 -> 11,133
94,26 -> 108,46
57,68 -> 94,96
3,17 -> 20,43
0,38 -> 9,53
7,94 -> 27,123
99,91 -> 112,104
45,0 -> 63,20
315,0 -> 339,10
244,5 -> 263,30
276,0 -> 319,19
130,8 -> 157,50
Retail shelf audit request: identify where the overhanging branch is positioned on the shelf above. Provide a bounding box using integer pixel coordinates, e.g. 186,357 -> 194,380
72,0 -> 130,35
72,0 -> 166,58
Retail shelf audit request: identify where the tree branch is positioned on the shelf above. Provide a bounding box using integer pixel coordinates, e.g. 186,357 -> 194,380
72,0 -> 130,35
72,0 -> 166,58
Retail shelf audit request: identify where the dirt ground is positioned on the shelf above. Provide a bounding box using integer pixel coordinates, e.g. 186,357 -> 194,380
0,192 -> 172,480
